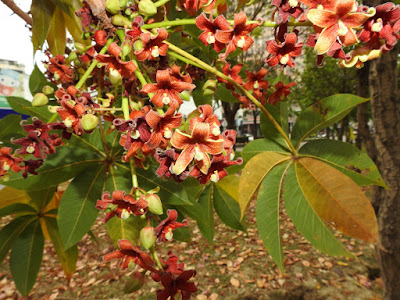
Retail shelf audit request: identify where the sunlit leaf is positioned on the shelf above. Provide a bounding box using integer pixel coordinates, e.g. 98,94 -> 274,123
10,220 -> 44,296
284,164 -> 352,256
31,0 -> 56,51
256,162 -> 289,271
6,96 -> 52,121
299,139 -> 386,187
295,157 -> 378,242
0,203 -> 36,219
0,187 -> 30,209
242,138 -> 290,162
239,151 -> 290,218
260,102 -> 289,149
106,215 -> 146,247
47,7 -> 66,56
58,165 -> 107,249
215,175 -> 240,202
291,94 -> 369,148
29,66 -> 57,95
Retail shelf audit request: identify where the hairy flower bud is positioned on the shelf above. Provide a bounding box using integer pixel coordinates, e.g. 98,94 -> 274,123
109,68 -> 122,85
121,42 -> 132,58
81,114 -> 99,131
140,226 -> 156,249
134,40 -> 144,51
32,93 -> 49,107
106,0 -> 121,14
145,194 -> 163,215
179,91 -> 191,102
42,85 -> 54,95
112,14 -> 132,27
202,79 -> 217,96
138,0 -> 157,16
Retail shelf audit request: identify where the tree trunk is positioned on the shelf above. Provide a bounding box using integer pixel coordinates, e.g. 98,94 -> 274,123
222,102 -> 240,130
369,45 -> 400,300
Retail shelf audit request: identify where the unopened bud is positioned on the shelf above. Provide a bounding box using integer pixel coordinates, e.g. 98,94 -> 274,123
202,79 -> 217,96
138,0 -> 157,16
122,42 -> 132,58
42,85 -> 54,95
140,226 -> 156,249
123,272 -> 145,294
109,68 -> 122,85
32,93 -> 49,107
134,40 -> 144,51
145,194 -> 163,215
66,51 -> 78,63
179,90 -> 191,102
106,0 -> 121,14
120,0 -> 129,8
74,42 -> 87,52
112,14 -> 132,27
81,114 -> 99,131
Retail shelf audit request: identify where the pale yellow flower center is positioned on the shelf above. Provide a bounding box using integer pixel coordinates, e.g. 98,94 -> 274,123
164,128 -> 172,139
162,93 -> 170,105
131,130 -> 140,139
253,80 -> 260,89
2,162 -> 10,171
237,37 -> 246,48
121,209 -> 131,220
280,54 -> 290,65
210,171 -> 219,183
338,20 -> 349,36
165,228 -> 173,241
288,0 -> 298,8
206,32 -> 215,44
151,46 -> 160,58
63,118 -> 73,128
194,147 -> 204,161
372,18 -> 383,32
26,145 -> 35,154
211,123 -> 221,136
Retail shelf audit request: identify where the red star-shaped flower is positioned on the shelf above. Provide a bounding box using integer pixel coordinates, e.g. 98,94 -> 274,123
0,147 -> 23,177
154,209 -> 188,242
135,28 -> 169,61
266,32 -> 303,68
196,13 -> 231,53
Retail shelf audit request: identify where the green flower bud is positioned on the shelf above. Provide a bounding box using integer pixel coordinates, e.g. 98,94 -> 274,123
74,42 -> 87,52
202,79 -> 217,96
179,91 -> 191,102
112,14 -> 132,27
81,114 -> 99,131
138,0 -> 157,16
66,51 -> 78,63
106,0 -> 121,14
125,8 -> 132,15
133,40 -> 144,51
124,272 -> 145,294
121,42 -> 132,58
145,194 -> 163,215
32,93 -> 49,107
42,85 -> 54,95
140,226 -> 156,249
120,0 -> 129,7
109,68 -> 122,85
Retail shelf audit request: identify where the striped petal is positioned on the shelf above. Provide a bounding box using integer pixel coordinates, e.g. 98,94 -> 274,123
307,9 -> 338,28
173,146 -> 195,175
314,24 -> 339,55
170,130 -> 193,149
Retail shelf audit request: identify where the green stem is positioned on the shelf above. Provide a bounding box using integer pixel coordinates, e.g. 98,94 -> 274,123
130,157 -> 141,199
167,51 -> 202,68
97,112 -> 110,157
75,39 -> 113,90
47,113 -> 58,123
141,19 -> 312,29
122,96 -> 130,120
151,247 -> 164,269
154,0 -> 169,7
165,41 -> 298,155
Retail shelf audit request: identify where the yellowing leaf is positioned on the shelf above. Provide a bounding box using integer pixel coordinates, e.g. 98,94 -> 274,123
0,187 -> 30,209
47,7 -> 66,56
239,151 -> 290,219
215,175 -> 239,202
295,157 -> 378,242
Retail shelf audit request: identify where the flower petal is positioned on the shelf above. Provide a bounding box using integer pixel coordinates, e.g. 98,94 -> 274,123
170,130 -> 193,149
307,9 -> 338,28
173,146 -> 195,175
314,24 -> 339,55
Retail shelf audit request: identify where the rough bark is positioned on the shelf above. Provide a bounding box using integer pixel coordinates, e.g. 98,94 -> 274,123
221,102 -> 240,130
369,45 -> 400,300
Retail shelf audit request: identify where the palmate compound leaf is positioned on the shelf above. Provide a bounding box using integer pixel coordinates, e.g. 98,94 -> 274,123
10,219 -> 44,296
291,94 -> 369,149
239,151 -> 291,219
256,161 -> 290,272
284,164 -> 352,257
295,157 -> 378,242
299,139 -> 386,188
58,165 -> 107,249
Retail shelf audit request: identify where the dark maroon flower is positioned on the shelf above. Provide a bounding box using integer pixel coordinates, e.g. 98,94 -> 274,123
154,149 -> 190,182
141,69 -> 195,108
155,270 -> 197,300
0,147 -> 23,177
22,159 -> 44,178
96,190 -> 148,222
272,0 -> 303,24
215,12 -> 260,59
126,16 -> 144,41
196,13 -> 231,52
154,210 -> 188,242
135,28 -> 169,61
12,130 -> 49,159
266,32 -> 303,68
269,81 -> 296,105
104,239 -> 156,271
45,54 -> 75,85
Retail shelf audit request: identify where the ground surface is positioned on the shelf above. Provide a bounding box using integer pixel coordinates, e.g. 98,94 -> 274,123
0,201 -> 383,300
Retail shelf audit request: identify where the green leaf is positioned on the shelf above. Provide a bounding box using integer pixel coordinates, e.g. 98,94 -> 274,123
242,139 -> 290,162
0,215 -> 35,263
291,94 -> 369,148
0,203 -> 37,219
299,139 -> 386,188
48,0 -> 72,15
284,164 -> 352,257
47,7 -> 66,56
216,84 -> 240,103
6,96 -> 52,120
106,215 -> 146,247
179,185 -> 214,243
10,220 -> 44,296
213,184 -> 246,231
3,143 -> 102,191
58,165 -> 107,249
28,187 -> 56,211
260,102 -> 289,149
173,226 -> 191,243
192,80 -> 212,106
31,0 -> 56,51
239,152 -> 290,218
295,157 -> 378,242
256,162 -> 289,272
43,217 -> 78,278
105,164 -> 132,194
0,114 -> 23,141
29,66 -> 57,96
